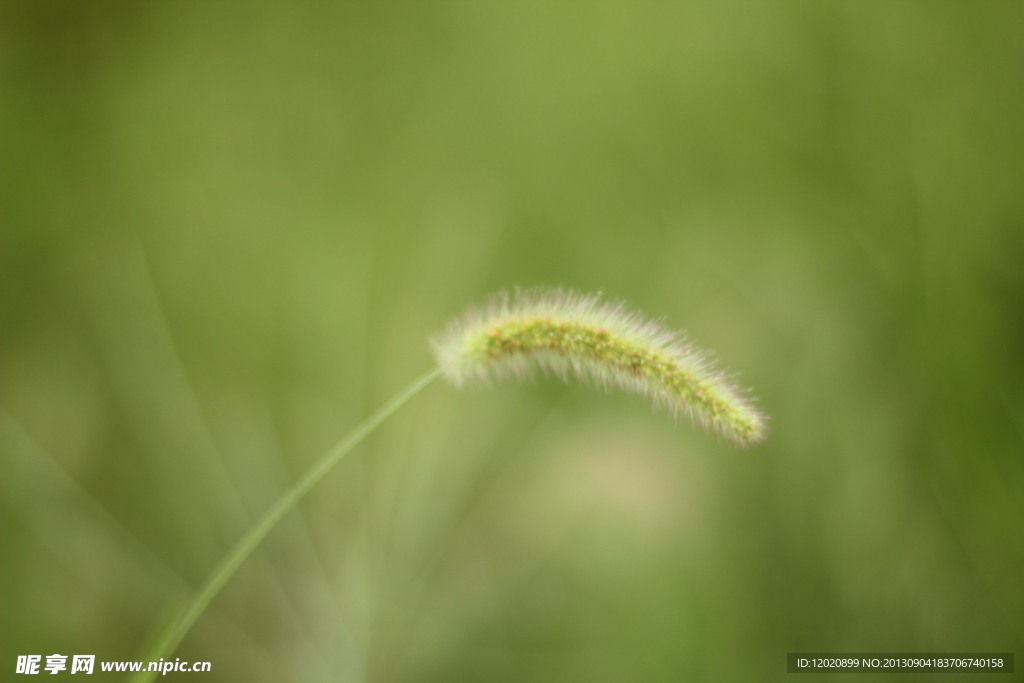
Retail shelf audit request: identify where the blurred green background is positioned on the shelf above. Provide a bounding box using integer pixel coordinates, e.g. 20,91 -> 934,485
3,3 -> 1022,681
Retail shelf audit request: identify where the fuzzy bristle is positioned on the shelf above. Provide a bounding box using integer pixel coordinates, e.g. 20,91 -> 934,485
431,288 -> 767,447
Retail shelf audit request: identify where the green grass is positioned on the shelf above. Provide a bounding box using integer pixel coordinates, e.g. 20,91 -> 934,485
3,3 -> 1022,681
135,289 -> 765,680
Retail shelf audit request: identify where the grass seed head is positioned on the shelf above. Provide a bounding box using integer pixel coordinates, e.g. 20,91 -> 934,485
432,288 -> 767,447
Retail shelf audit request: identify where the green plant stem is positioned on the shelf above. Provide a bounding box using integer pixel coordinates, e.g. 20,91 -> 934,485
132,366 -> 443,683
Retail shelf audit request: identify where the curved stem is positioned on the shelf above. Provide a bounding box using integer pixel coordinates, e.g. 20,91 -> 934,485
132,366 -> 443,682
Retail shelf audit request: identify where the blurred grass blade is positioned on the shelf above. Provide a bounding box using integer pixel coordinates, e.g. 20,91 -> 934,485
132,367 -> 442,682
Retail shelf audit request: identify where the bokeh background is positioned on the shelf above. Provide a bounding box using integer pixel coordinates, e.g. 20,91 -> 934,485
3,3 -> 1022,681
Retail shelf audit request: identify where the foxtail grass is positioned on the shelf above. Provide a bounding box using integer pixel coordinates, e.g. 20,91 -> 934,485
433,288 -> 766,446
135,288 -> 766,680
